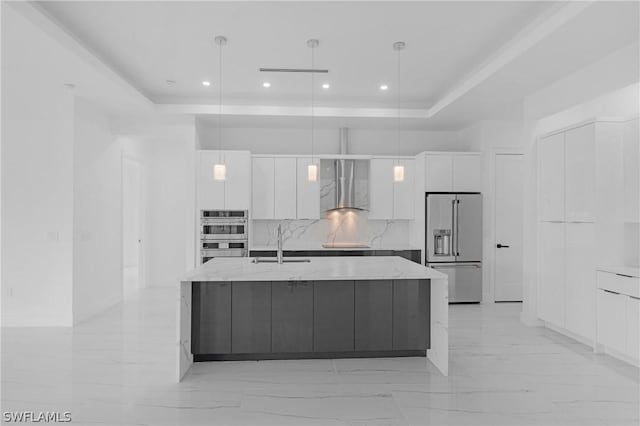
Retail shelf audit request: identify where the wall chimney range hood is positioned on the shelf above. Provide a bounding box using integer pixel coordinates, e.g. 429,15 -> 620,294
325,128 -> 369,213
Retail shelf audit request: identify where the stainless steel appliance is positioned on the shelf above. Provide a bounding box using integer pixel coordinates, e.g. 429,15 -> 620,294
200,210 -> 248,263
426,193 -> 482,303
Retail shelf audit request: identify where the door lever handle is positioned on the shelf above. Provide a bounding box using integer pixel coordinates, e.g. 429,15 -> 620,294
496,244 -> 510,248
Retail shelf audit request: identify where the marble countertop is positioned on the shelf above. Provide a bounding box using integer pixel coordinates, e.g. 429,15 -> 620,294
181,256 -> 447,282
597,265 -> 640,278
250,244 -> 421,252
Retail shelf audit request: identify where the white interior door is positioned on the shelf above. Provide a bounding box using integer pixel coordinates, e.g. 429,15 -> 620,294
494,154 -> 524,302
123,158 -> 142,300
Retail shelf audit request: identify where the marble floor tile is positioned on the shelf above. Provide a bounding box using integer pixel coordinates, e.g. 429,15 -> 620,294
2,289 -> 638,425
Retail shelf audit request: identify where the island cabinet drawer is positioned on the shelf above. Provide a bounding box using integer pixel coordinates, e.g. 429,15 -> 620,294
354,280 -> 393,351
597,271 -> 640,298
393,280 -> 430,350
314,281 -> 355,352
231,282 -> 271,354
271,281 -> 313,353
191,282 -> 231,355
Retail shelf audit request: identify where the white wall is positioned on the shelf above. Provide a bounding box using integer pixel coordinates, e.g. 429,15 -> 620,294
120,124 -> 197,288
456,120 -> 525,302
1,5 -> 77,326
519,41 -> 640,325
198,127 -> 466,155
72,99 -> 123,324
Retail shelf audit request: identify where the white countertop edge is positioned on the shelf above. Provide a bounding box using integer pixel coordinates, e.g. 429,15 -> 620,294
250,245 -> 421,252
181,256 -> 447,282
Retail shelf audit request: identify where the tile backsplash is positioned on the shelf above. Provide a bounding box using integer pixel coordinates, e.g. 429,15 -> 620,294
252,212 -> 411,248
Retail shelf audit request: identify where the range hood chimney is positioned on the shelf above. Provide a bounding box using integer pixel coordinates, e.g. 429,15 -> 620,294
327,128 -> 367,212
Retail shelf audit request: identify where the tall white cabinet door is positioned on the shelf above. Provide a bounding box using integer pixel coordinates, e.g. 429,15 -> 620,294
565,124 -> 595,222
296,158 -> 320,219
251,157 -> 275,219
274,158 -> 297,219
539,134 -> 565,222
627,296 -> 640,359
224,151 -> 251,210
538,222 -> 565,326
424,154 -> 453,192
393,159 -> 414,220
198,151 -> 225,210
369,159 -> 394,219
564,222 -> 595,340
453,154 -> 482,192
623,118 -> 639,223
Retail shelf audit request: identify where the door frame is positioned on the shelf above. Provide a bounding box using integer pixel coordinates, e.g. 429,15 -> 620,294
122,156 -> 144,297
489,148 -> 524,304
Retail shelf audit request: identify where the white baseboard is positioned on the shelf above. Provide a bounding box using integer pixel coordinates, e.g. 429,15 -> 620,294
520,311 -> 544,327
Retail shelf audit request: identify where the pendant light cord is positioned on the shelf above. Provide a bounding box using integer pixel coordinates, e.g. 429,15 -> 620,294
311,42 -> 315,164
218,39 -> 223,162
396,44 -> 401,161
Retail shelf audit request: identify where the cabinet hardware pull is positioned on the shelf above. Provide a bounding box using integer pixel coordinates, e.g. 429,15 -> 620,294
630,296 -> 640,300
496,244 -> 510,248
615,273 -> 634,278
603,289 -> 620,295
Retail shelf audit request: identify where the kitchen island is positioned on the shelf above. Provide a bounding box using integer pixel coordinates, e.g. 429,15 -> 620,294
177,256 -> 449,381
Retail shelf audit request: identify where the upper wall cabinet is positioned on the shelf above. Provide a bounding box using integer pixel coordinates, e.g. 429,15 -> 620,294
424,153 -> 481,193
564,124 -> 595,222
252,157 -> 275,219
623,118 -> 639,223
369,159 -> 394,219
369,158 -> 414,220
424,154 -> 453,192
393,159 -> 415,220
252,156 -> 311,220
198,150 -> 251,211
296,158 -> 320,219
538,133 -> 565,222
453,154 -> 482,193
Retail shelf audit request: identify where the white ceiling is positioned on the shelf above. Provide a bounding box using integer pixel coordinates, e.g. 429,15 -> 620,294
33,1 -> 640,130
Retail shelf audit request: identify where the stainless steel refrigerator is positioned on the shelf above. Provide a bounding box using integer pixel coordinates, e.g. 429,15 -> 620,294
426,193 -> 482,303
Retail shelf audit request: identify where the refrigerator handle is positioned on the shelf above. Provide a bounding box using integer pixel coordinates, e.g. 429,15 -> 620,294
451,199 -> 456,257
455,199 -> 460,257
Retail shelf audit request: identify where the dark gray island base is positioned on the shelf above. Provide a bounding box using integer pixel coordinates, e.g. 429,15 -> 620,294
177,256 -> 449,380
191,279 -> 430,361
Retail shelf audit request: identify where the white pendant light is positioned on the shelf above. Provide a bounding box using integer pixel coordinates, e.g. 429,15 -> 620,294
213,35 -> 227,181
393,41 -> 405,183
307,38 -> 319,182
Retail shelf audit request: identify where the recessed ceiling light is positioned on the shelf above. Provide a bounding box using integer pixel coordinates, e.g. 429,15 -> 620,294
322,83 -> 330,89
202,81 -> 211,87
166,79 -> 176,86
380,84 -> 389,91
263,82 -> 271,88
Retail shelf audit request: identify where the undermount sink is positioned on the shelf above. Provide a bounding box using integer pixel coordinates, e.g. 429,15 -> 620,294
252,257 -> 311,264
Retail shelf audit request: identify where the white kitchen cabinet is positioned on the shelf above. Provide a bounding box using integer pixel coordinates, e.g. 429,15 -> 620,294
274,158 -> 297,219
223,151 -> 251,210
393,159 -> 415,219
198,150 -> 251,210
623,118 -> 639,223
596,289 -> 627,354
564,222 -> 595,340
538,222 -> 565,326
453,154 -> 482,192
369,159 -> 394,219
564,124 -> 595,222
424,154 -> 453,192
627,295 -> 640,359
296,158 -> 320,219
538,133 -> 565,222
251,157 -> 275,219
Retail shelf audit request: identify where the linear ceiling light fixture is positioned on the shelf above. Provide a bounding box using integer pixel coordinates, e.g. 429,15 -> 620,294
213,35 -> 227,181
259,67 -> 329,73
307,39 -> 319,182
393,41 -> 405,183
